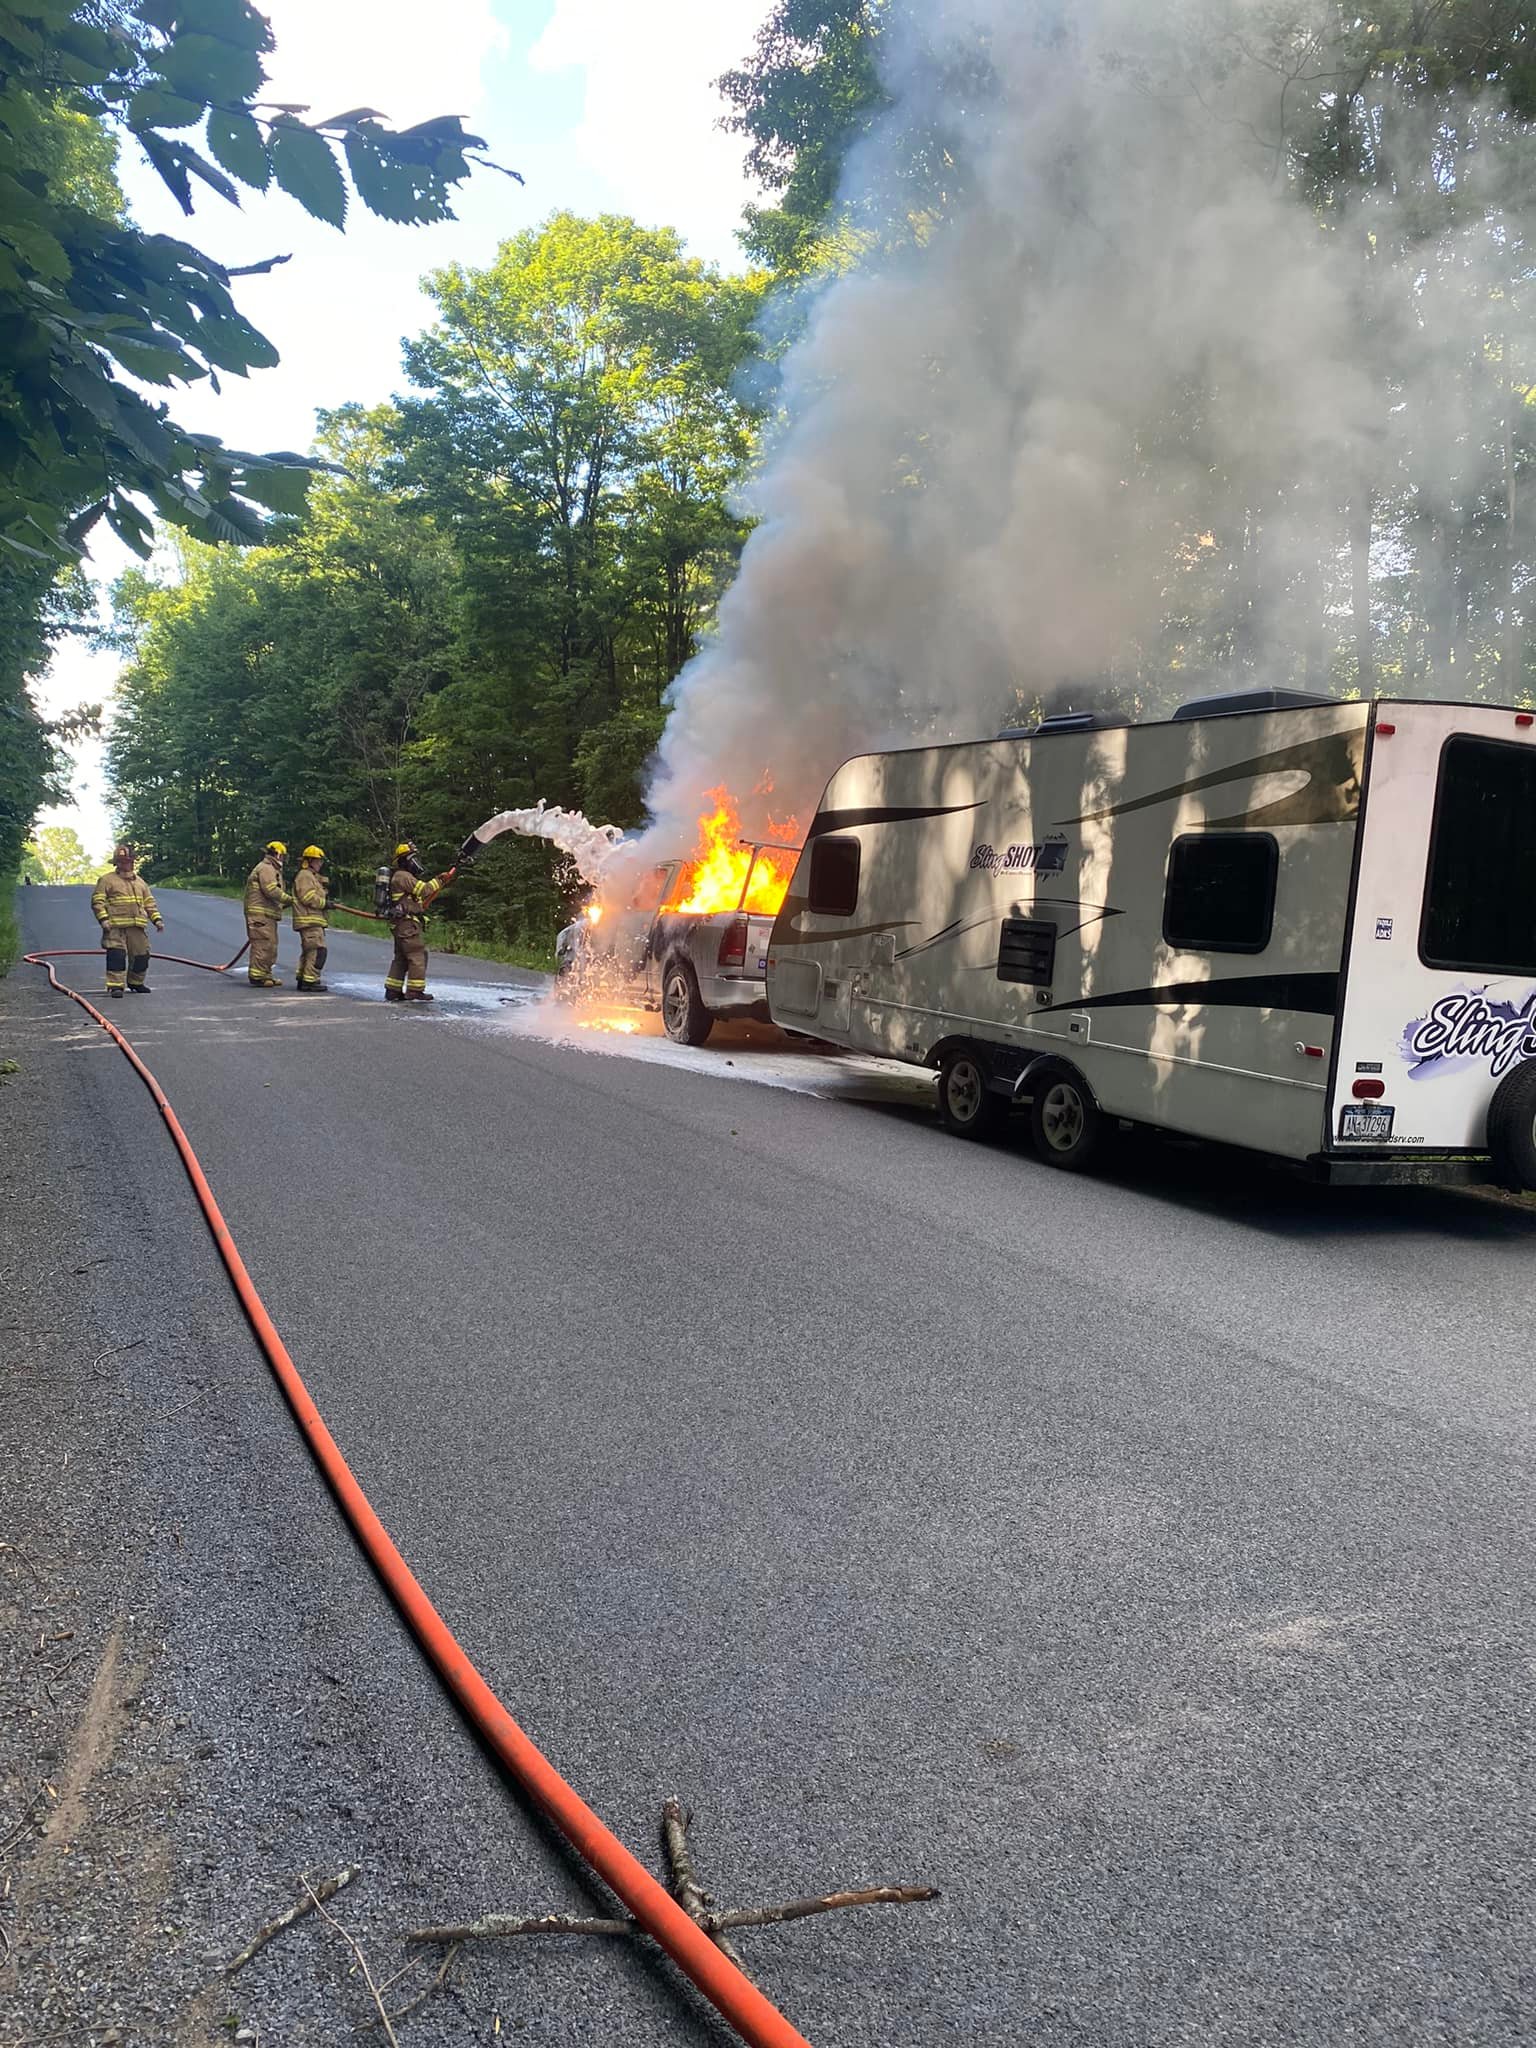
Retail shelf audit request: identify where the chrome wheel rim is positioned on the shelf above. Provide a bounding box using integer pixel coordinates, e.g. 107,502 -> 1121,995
663,973 -> 690,1035
947,1059 -> 984,1124
1041,1081 -> 1085,1152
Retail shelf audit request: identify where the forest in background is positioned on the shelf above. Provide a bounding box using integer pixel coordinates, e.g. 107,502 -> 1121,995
13,3 -> 1536,955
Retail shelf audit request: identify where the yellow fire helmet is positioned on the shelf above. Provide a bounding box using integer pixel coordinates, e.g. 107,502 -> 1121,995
265,839 -> 287,856
302,844 -> 325,859
394,841 -> 416,858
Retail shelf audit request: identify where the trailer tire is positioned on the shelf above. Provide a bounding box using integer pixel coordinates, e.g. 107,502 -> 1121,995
1487,1061 -> 1536,1190
1027,1063 -> 1104,1173
661,957 -> 714,1046
938,1047 -> 1009,1140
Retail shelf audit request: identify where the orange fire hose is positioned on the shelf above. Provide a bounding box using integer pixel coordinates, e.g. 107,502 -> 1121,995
23,937 -> 814,2048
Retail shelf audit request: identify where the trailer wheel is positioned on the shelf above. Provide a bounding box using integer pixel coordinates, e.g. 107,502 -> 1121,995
1487,1061 -> 1536,1190
1028,1064 -> 1104,1173
938,1048 -> 1008,1139
661,958 -> 714,1046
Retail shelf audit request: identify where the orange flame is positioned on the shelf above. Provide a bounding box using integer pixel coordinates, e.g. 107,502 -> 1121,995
669,787 -> 799,917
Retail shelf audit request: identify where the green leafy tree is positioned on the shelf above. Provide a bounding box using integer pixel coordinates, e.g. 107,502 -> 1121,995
719,0 -> 889,274
107,427 -> 464,884
0,0 -> 515,902
106,215 -> 767,953
0,0 -> 516,564
397,212 -> 764,829
29,821 -> 96,879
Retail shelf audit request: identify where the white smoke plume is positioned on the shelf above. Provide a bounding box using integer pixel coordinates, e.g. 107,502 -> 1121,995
643,0 -> 1536,847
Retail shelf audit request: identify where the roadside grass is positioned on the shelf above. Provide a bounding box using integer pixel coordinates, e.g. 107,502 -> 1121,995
153,875 -> 555,975
0,879 -> 18,978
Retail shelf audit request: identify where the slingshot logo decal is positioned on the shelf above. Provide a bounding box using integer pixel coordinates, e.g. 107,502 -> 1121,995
1403,987 -> 1536,1081
970,836 -> 1068,876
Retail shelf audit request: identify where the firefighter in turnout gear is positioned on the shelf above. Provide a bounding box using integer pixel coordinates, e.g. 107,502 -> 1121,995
385,841 -> 455,1002
292,846 -> 330,990
91,843 -> 163,997
244,840 -> 290,986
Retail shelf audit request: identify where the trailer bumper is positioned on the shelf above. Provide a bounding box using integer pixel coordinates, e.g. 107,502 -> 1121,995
1307,1151 -> 1492,1188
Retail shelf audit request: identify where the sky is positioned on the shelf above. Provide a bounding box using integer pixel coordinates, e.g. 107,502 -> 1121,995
36,0 -> 774,858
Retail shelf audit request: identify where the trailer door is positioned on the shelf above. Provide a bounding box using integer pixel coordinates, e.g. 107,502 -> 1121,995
1330,706 -> 1536,1159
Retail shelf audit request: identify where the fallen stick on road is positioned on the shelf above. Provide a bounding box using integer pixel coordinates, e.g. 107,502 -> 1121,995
410,1910 -> 635,1941
301,1875 -> 400,2048
225,1864 -> 357,1975
371,1939 -> 464,2028
410,1888 -> 940,1946
408,1799 -> 939,1970
710,1888 -> 938,1932
663,1796 -> 742,1963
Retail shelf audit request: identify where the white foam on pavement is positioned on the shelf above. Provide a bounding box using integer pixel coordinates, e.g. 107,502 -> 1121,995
457,986 -> 936,1109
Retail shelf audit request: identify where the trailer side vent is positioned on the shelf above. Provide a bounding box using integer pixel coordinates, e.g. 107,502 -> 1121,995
997,917 -> 1058,986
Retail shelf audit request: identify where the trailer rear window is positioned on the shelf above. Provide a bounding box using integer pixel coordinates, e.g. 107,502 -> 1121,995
1421,735 -> 1536,976
808,835 -> 861,915
1162,833 -> 1277,954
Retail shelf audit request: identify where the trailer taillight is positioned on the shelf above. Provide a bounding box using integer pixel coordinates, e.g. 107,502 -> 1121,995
1517,714 -> 1534,728
1376,722 -> 1396,738
717,916 -> 748,968
1352,1078 -> 1386,1099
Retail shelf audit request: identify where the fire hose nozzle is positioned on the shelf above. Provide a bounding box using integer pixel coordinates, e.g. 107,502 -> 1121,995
456,832 -> 483,868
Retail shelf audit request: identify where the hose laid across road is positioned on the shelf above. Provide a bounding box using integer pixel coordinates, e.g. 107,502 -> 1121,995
23,936 -> 815,2048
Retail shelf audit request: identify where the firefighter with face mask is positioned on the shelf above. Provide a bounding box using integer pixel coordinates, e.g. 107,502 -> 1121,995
243,840 -> 290,986
292,845 -> 330,991
91,843 -> 163,998
384,841 -> 456,1002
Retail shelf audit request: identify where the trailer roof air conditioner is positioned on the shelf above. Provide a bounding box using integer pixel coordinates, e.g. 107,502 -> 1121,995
1172,687 -> 1331,721
997,711 -> 1133,739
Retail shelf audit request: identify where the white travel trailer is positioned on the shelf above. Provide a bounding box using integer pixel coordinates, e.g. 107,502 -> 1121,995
765,691 -> 1536,1187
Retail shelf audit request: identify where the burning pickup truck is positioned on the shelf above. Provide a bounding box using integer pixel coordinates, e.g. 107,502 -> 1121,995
559,836 -> 798,1046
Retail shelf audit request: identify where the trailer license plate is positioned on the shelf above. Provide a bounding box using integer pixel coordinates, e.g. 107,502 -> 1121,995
1338,1102 -> 1395,1143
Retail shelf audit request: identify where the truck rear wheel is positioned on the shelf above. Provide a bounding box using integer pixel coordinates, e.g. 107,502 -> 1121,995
1487,1061 -> 1536,1190
662,958 -> 714,1046
938,1047 -> 1009,1139
1027,1063 -> 1104,1173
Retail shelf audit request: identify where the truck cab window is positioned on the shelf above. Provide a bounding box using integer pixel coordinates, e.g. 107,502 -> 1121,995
628,865 -> 672,915
808,835 -> 861,916
1162,833 -> 1277,954
1421,735 -> 1536,976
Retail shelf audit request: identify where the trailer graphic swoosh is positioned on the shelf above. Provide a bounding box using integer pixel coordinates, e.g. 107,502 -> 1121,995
901,902 -> 1125,961
804,802 -> 985,839
769,912 -> 919,948
1057,729 -> 1364,830
1058,972 -> 1339,1016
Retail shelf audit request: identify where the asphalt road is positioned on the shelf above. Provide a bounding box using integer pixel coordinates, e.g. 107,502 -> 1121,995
7,882 -> 1536,2046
